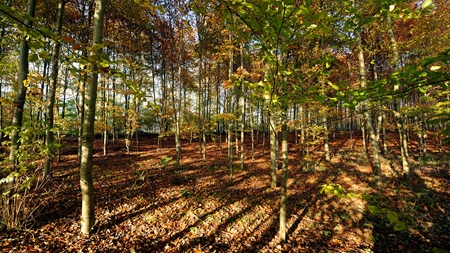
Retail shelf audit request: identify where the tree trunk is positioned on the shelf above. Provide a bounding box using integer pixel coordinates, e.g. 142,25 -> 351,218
80,0 -> 105,235
43,0 -> 66,178
250,103 -> 255,160
8,0 -> 36,167
58,67 -> 70,162
103,77 -> 108,156
269,111 -> 278,188
240,43 -> 245,170
422,120 -> 427,157
134,96 -> 139,152
279,107 -> 288,242
323,114 -> 331,162
2,0 -> 36,231
356,27 -> 382,178
175,28 -> 183,167
300,106 -> 307,155
382,110 -> 388,155
77,2 -> 92,166
227,31 -> 234,159
387,11 -> 410,184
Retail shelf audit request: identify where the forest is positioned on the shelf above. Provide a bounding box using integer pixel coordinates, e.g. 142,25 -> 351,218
0,0 -> 449,252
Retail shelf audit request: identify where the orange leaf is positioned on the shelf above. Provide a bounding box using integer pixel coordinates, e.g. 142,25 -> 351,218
73,44 -> 82,50
62,36 -> 75,43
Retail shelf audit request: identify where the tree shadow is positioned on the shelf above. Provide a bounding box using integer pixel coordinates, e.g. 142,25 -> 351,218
366,152 -> 450,252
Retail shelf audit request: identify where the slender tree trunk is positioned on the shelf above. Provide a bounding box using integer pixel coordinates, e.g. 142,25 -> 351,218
80,0 -> 105,235
261,107 -> 266,156
250,103 -> 255,160
279,108 -> 288,242
112,77 -> 117,146
323,114 -> 331,162
175,28 -> 183,167
240,43 -> 245,170
103,77 -> 108,156
43,0 -> 66,178
269,111 -> 278,188
216,62 -> 222,153
300,106 -> 306,156
77,82 -> 85,165
0,2 -> 10,143
2,0 -> 36,231
124,92 -> 130,154
422,119 -> 427,157
197,24 -> 205,158
227,31 -> 234,160
387,11 -> 410,184
57,67 -> 69,162
77,2 -> 92,166
361,116 -> 367,152
356,27 -> 381,178
134,96 -> 139,152
8,0 -> 36,166
293,104 -> 298,144
37,57 -> 50,144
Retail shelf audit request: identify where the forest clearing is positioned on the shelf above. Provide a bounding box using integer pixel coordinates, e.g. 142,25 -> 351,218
1,132 -> 449,252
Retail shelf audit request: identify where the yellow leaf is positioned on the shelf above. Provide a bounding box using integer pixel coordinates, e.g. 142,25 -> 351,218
430,65 -> 441,71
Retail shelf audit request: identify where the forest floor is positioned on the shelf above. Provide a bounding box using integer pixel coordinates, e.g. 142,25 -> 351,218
1,131 -> 450,252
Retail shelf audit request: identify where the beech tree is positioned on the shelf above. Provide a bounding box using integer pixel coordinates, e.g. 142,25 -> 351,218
79,0 -> 105,235
43,0 -> 67,178
2,0 -> 37,231
221,0 -> 334,242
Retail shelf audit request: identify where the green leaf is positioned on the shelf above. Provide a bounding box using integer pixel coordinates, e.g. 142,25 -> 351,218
432,247 -> 449,253
284,0 -> 295,6
28,53 -> 38,62
89,43 -> 104,52
368,205 -> 380,214
418,86 -> 427,94
293,85 -> 302,91
393,221 -> 406,231
38,50 -> 50,60
38,27 -> 54,36
0,4 -> 12,13
421,0 -> 434,9
308,86 -> 317,92
387,211 -> 399,224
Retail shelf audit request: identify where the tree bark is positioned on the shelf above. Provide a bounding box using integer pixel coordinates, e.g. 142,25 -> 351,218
2,0 -> 36,231
80,0 -> 105,235
175,27 -> 183,167
323,114 -> 331,162
269,110 -> 278,188
43,0 -> 66,178
387,11 -> 410,184
279,108 -> 288,241
8,0 -> 36,167
240,43 -> 245,170
356,26 -> 381,178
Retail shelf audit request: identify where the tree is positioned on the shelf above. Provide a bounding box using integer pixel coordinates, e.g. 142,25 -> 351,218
221,0 -> 332,242
43,0 -> 67,178
79,0 -> 105,235
353,0 -> 382,180
2,0 -> 37,231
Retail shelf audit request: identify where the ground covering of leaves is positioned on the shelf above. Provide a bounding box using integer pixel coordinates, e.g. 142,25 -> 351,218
1,132 -> 449,252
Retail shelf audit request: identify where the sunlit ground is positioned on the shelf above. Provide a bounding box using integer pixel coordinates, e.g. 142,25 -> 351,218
1,132 -> 449,252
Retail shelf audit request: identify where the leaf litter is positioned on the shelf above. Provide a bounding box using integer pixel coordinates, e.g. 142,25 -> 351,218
1,132 -> 449,252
